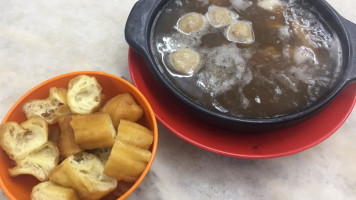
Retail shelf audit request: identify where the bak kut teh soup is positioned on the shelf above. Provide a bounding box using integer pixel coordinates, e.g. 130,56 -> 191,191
150,0 -> 342,118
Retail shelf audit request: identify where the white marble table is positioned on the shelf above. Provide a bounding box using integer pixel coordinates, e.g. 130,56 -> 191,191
0,0 -> 355,199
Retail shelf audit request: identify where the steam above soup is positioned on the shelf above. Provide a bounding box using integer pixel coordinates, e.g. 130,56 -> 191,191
151,0 -> 342,118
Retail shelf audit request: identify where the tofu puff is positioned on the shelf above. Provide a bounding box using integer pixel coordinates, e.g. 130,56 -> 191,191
226,20 -> 255,44
177,12 -> 206,34
169,48 -> 202,75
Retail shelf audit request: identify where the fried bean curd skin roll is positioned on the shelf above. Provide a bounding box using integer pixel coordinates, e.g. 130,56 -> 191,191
70,112 -> 116,150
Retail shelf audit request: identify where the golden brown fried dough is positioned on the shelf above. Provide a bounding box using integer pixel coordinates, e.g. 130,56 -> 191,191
104,141 -> 151,182
48,124 -> 60,146
67,75 -> 104,114
0,117 -> 48,160
57,116 -> 83,158
9,142 -> 59,181
101,93 -> 143,128
101,181 -> 134,200
55,104 -> 71,120
49,152 -> 117,200
23,98 -> 62,124
89,147 -> 112,165
70,112 -> 116,150
116,119 -> 153,150
31,181 -> 79,200
22,87 -> 71,124
49,87 -> 68,104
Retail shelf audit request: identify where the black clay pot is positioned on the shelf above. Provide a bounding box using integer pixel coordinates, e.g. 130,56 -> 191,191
125,0 -> 356,131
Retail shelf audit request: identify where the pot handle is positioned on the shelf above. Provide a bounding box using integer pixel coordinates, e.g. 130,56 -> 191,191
341,17 -> 356,83
125,0 -> 159,56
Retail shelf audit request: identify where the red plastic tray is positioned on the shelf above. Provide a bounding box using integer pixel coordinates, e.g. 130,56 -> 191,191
128,48 -> 356,158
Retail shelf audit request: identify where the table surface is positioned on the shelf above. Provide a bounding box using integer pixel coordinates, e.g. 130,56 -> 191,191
0,0 -> 355,199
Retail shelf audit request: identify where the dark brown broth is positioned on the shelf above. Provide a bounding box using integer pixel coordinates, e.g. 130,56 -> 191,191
151,0 -> 342,118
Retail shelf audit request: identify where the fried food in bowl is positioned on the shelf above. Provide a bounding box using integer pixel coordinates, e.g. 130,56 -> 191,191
0,71 -> 158,200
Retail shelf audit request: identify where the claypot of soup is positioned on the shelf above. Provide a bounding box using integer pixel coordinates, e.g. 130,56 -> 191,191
125,0 -> 356,131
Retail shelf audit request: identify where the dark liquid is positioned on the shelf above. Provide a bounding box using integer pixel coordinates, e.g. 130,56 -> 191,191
151,0 -> 342,118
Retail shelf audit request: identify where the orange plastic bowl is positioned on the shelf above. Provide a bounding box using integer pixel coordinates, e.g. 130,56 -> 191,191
0,71 -> 158,200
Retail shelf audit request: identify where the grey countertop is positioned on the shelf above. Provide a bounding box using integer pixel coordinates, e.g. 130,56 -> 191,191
0,0 -> 355,199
